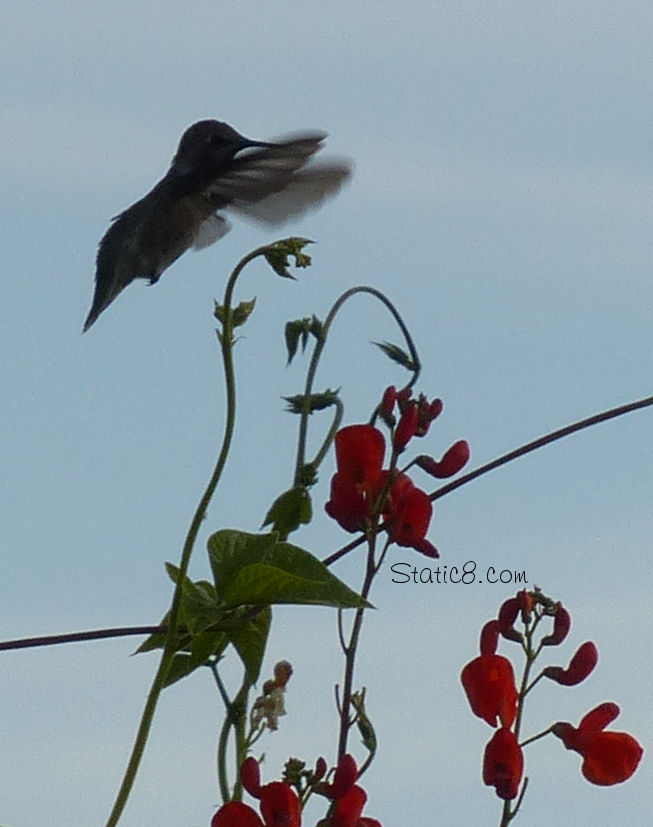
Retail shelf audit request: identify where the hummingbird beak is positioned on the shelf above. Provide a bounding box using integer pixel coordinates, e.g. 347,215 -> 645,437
239,137 -> 280,150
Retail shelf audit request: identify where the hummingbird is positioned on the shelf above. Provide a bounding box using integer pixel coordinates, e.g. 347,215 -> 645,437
83,120 -> 351,331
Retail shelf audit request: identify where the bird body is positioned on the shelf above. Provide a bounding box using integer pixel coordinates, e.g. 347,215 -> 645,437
84,120 -> 351,330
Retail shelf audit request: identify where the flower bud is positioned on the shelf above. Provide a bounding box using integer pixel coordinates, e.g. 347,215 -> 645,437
313,756 -> 327,783
396,387 -> 413,411
240,756 -> 262,798
480,620 -> 500,656
416,441 -> 470,478
428,398 -> 444,420
497,596 -> 523,643
541,605 -> 571,646
379,386 -> 397,425
544,641 -> 598,686
518,589 -> 533,620
393,403 -> 419,452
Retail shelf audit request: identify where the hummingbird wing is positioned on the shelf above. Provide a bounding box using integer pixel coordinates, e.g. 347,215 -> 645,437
228,162 -> 352,226
194,134 -> 351,241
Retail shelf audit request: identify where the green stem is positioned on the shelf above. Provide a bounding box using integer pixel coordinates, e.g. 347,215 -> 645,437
337,534 -> 377,759
103,246 -> 271,827
232,682 -> 250,798
217,699 -> 233,802
215,678 -> 249,801
307,397 -> 344,470
293,286 -> 420,486
519,725 -> 554,748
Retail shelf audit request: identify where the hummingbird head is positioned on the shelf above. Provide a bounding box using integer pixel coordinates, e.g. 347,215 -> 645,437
171,120 -> 275,175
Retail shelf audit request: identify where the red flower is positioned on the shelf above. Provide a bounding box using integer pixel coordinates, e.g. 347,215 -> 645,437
333,425 -> 385,488
483,727 -> 524,800
211,801 -> 265,827
322,753 -> 358,799
383,473 -> 438,558
553,702 -> 643,785
461,620 -> 518,728
332,785 -> 367,827
543,641 -> 598,686
325,425 -> 385,532
260,783 -> 301,827
317,755 -> 382,827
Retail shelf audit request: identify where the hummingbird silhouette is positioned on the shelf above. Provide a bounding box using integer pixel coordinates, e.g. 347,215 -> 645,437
84,120 -> 351,331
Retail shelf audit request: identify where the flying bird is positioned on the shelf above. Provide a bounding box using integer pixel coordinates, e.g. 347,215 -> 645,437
84,120 -> 351,331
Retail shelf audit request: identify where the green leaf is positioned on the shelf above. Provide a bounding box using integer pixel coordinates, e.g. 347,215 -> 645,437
284,315 -> 323,364
262,486 -> 312,537
222,541 -> 370,610
165,564 -> 221,635
213,297 -> 257,332
284,318 -> 309,364
352,689 -> 377,755
233,297 -> 257,327
163,629 -> 229,688
136,550 -> 274,687
373,340 -> 417,371
283,389 -> 340,414
264,237 -> 313,278
208,530 -> 279,602
228,606 -> 272,684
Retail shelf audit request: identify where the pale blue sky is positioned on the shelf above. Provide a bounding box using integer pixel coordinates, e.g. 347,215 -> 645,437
2,2 -> 652,825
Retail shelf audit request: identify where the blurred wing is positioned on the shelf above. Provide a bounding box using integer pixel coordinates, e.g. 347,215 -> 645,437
230,162 -> 352,226
201,133 -> 352,227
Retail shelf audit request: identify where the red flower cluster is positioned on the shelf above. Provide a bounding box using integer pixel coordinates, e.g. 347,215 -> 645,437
211,755 -> 382,827
325,424 -> 438,557
325,389 -> 469,558
462,591 -> 644,803
553,703 -> 643,786
211,758 -> 300,827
